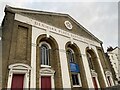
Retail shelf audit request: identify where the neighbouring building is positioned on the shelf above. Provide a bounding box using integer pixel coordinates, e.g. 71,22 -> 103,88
106,47 -> 120,85
0,25 -> 2,90
2,5 -> 116,89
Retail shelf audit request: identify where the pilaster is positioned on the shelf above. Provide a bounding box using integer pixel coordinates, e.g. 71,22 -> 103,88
80,47 -> 94,88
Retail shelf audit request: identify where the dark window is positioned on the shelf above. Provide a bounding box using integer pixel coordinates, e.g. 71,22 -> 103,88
67,49 -> 75,62
40,44 -> 50,65
107,76 -> 112,86
72,74 -> 79,85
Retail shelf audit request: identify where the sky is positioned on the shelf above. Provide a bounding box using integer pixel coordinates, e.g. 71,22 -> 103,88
0,0 -> 119,52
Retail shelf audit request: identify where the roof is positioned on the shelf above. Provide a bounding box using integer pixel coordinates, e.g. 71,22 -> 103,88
107,46 -> 120,54
4,5 -> 103,43
113,47 -> 120,50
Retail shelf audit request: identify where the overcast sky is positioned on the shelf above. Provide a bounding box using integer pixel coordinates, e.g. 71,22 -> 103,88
0,0 -> 119,51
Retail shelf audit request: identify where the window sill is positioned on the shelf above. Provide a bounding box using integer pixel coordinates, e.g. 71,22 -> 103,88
41,65 -> 51,68
73,85 -> 82,87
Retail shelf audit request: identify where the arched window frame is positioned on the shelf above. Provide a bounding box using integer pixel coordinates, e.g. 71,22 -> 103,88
7,63 -> 31,88
86,52 -> 94,70
66,47 -> 82,87
67,48 -> 75,63
105,71 -> 114,86
39,42 -> 51,67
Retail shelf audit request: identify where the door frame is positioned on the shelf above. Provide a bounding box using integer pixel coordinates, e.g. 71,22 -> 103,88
91,69 -> 100,88
40,68 -> 55,89
7,63 -> 31,89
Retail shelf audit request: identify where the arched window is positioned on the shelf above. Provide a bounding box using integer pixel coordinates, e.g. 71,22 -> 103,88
66,47 -> 82,87
40,43 -> 50,66
86,50 -> 100,88
67,48 -> 75,62
86,52 -> 94,70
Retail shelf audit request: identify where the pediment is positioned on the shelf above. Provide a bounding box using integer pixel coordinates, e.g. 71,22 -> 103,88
5,5 -> 102,43
40,68 -> 55,74
105,71 -> 112,76
9,63 -> 31,70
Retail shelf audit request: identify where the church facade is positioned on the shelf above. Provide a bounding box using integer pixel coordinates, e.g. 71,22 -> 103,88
2,5 -> 115,89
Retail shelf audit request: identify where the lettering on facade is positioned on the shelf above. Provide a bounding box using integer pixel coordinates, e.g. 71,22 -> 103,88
15,14 -> 100,47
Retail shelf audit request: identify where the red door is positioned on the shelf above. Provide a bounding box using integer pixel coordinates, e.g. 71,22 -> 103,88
92,77 -> 98,90
11,74 -> 24,90
41,76 -> 51,90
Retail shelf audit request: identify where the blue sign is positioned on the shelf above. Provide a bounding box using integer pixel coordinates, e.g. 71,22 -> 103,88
70,63 -> 80,73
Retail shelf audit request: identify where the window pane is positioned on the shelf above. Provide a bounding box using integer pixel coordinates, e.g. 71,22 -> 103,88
75,74 -> 79,85
72,74 -> 79,85
107,76 -> 112,86
87,53 -> 94,69
67,49 -> 75,62
41,47 -> 44,64
72,74 -> 76,85
71,53 -> 74,62
44,47 -> 46,64
46,49 -> 50,65
40,44 -> 50,65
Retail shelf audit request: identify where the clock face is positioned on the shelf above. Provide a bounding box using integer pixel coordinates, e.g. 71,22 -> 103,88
64,21 -> 73,30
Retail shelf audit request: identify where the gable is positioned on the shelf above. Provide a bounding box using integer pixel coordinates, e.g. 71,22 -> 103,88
5,5 -> 102,43
21,12 -> 102,43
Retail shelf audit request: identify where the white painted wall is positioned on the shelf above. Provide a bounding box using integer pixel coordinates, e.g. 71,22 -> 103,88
30,27 -> 46,88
